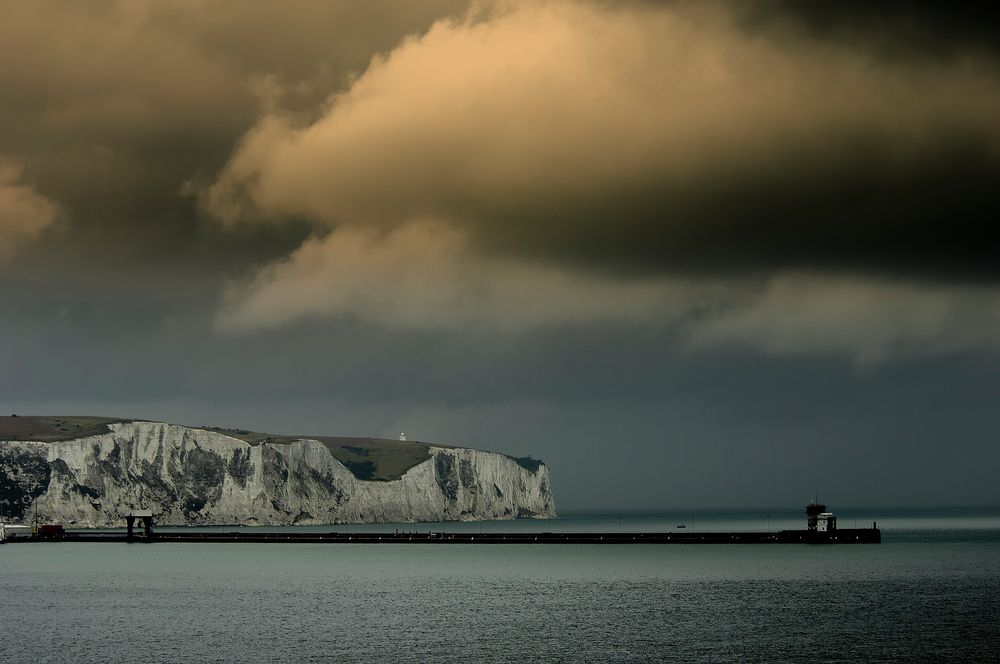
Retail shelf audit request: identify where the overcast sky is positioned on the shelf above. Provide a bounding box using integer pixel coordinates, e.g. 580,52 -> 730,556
2,1 -> 998,511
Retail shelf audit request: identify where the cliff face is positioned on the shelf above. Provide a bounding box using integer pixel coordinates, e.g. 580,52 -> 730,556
0,422 -> 555,526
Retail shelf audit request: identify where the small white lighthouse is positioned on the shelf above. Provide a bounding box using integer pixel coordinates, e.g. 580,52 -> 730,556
399,432 -> 407,441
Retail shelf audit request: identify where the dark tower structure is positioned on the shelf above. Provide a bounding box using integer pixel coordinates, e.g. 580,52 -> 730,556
806,502 -> 826,531
125,510 -> 155,540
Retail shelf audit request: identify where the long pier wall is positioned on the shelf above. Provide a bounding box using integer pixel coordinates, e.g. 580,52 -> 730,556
6,528 -> 882,544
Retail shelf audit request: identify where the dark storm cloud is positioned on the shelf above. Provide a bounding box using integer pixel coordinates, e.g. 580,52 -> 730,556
0,0 -> 469,267
734,1 -> 1000,60
471,139 -> 1000,281
1,0 -> 995,279
208,1 -> 1000,286
0,161 -> 59,260
187,0 -> 1000,360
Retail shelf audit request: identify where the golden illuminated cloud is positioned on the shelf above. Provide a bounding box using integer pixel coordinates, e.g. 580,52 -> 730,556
208,1 -> 1000,238
0,161 -> 59,260
1,1 -> 998,362
205,0 -> 1000,360
215,220 -> 719,332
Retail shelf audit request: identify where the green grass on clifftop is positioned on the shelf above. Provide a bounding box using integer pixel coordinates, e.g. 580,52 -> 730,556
0,415 -> 127,442
199,427 -> 434,481
0,416 -> 539,483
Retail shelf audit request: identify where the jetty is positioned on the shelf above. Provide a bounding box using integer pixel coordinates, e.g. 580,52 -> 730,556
3,503 -> 880,544
11,529 -> 880,544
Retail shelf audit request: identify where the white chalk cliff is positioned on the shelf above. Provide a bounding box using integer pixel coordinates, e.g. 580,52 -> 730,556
0,422 -> 555,526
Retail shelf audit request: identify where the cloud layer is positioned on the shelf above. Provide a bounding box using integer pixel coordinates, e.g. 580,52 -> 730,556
0,0 -> 470,266
209,0 -> 1000,278
219,220 -> 1000,363
690,274 -> 1000,364
0,161 -> 59,260
206,0 -> 1000,361
1,1 -> 998,366
216,220 -> 717,332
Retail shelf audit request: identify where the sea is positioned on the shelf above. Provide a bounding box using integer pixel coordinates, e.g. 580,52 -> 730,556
3,507 -> 999,663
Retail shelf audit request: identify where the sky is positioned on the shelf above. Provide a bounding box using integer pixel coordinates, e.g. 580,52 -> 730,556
1,0 -> 998,511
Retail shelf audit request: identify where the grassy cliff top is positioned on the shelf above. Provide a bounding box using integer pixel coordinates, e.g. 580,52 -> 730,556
198,427 -> 435,481
0,416 -> 542,482
0,415 -> 127,442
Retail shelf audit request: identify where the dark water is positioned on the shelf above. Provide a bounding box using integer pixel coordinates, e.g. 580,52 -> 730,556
3,509 -> 999,663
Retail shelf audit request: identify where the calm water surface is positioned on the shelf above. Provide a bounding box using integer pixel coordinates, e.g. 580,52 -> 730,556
3,508 -> 999,663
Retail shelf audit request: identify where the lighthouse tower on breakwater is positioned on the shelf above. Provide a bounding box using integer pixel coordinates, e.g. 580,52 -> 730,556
806,502 -> 838,532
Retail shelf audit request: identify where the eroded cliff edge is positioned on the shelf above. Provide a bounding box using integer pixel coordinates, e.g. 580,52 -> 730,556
0,421 -> 555,526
